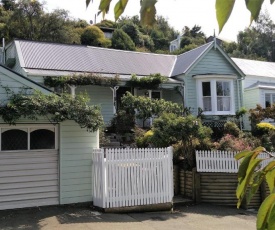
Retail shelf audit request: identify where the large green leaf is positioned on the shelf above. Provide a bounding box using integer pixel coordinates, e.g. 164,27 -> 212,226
245,0 -> 264,24
140,0 -> 157,26
247,170 -> 265,204
99,0 -> 112,18
237,158 -> 263,208
215,0 -> 235,33
257,193 -> 275,230
237,151 -> 253,182
235,150 -> 251,160
266,167 -> 275,193
114,0 -> 128,21
271,0 -> 275,4
267,202 -> 275,230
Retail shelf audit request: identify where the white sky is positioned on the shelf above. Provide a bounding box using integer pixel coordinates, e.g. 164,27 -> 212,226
42,0 -> 275,42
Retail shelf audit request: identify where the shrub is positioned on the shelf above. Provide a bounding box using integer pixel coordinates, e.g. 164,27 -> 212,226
213,134 -> 254,152
110,110 -> 135,134
111,29 -> 135,51
135,130 -> 154,148
224,121 -> 241,137
256,122 -> 275,134
150,113 -> 212,167
81,26 -> 111,47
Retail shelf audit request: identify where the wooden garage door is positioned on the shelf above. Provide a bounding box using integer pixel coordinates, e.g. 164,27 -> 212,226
0,150 -> 59,210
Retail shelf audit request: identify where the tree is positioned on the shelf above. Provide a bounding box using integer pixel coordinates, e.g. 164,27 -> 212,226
111,29 -> 135,51
80,25 -> 111,47
1,0 -> 15,11
227,12 -> 275,61
0,0 -> 90,44
121,21 -> 143,46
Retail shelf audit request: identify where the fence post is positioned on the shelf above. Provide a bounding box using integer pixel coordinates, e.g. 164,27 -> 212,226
192,167 -> 201,203
101,148 -> 106,208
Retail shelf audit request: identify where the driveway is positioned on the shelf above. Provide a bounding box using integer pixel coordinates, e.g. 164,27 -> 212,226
0,203 -> 257,230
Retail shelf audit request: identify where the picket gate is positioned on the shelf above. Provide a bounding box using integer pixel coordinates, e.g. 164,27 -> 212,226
92,147 -> 173,208
196,150 -> 273,173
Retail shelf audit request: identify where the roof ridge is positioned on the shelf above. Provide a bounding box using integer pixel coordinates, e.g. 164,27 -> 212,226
176,41 -> 213,58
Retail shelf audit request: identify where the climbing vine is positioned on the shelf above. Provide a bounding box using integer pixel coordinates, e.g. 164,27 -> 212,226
0,89 -> 103,132
127,73 -> 167,89
44,73 -> 120,88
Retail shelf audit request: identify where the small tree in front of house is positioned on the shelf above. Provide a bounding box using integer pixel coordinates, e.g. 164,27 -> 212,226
121,92 -> 183,127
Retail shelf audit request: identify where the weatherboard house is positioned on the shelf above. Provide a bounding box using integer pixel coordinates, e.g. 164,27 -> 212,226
4,39 -> 245,124
0,39 -> 248,210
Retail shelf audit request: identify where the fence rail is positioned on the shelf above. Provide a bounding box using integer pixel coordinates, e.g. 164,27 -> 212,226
196,150 -> 273,173
92,147 -> 173,208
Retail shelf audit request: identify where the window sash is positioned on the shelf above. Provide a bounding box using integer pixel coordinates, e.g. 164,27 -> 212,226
198,79 -> 234,115
0,125 -> 58,151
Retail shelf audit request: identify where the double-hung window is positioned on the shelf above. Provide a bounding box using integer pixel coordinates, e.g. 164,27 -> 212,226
196,76 -> 235,115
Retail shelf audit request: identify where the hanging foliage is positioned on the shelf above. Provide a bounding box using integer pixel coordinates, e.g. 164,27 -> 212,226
44,73 -> 120,88
0,90 -> 103,132
127,73 -> 167,89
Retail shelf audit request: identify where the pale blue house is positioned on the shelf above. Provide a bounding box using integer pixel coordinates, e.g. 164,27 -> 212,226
3,39 -> 245,128
0,40 -> 246,210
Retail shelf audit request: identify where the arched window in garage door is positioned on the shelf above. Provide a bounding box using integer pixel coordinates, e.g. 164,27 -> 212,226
0,126 -> 57,151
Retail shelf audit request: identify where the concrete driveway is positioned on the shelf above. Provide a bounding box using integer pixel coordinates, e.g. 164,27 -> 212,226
0,203 -> 257,230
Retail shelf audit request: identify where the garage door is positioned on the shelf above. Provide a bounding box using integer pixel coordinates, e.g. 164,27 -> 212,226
0,125 -> 59,210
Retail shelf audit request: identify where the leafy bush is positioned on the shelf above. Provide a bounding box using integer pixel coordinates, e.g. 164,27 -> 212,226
121,92 -> 183,127
111,29 -> 135,51
81,26 -> 111,47
224,121 -> 241,137
110,110 -> 135,134
213,134 -> 256,152
150,113 -> 212,167
135,129 -> 154,148
256,122 -> 275,134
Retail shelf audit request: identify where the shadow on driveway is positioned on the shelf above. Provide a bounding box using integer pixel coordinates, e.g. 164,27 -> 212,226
0,203 -> 256,230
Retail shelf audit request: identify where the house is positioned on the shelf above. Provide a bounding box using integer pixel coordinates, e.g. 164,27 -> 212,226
3,39 -> 245,129
232,58 -> 275,129
0,65 -> 99,210
169,35 -> 182,52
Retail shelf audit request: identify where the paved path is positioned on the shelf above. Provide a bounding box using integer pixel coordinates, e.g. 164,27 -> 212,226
0,203 -> 257,230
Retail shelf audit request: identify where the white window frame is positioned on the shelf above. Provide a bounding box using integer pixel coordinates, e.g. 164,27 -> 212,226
195,75 -> 236,115
0,124 -> 58,151
264,92 -> 275,108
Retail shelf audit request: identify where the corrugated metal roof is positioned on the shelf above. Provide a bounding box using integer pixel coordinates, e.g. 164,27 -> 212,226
171,42 -> 213,76
17,40 -> 177,77
232,58 -> 275,78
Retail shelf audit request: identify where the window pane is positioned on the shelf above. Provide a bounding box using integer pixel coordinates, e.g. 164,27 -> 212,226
203,97 -> 212,111
2,129 -> 28,150
202,82 -> 211,96
217,97 -> 231,111
30,129 -> 55,149
266,93 -> 271,107
217,82 -> 230,96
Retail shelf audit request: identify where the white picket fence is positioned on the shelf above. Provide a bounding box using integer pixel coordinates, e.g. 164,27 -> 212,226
92,147 -> 173,208
196,150 -> 274,173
